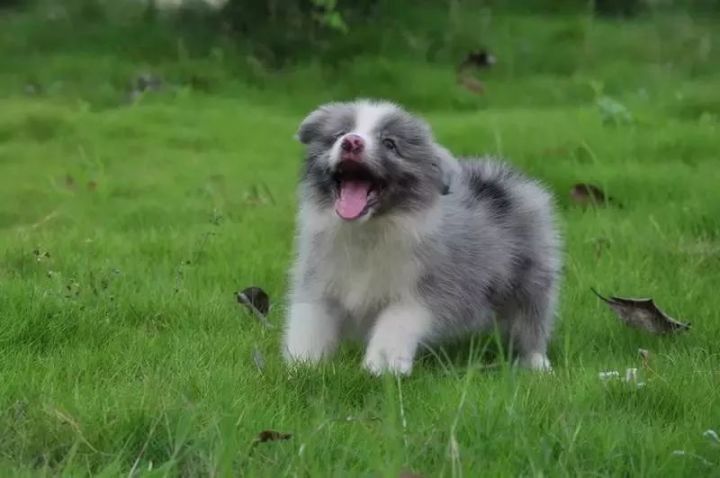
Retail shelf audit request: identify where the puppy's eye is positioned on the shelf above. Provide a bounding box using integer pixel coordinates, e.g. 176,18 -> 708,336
382,138 -> 397,152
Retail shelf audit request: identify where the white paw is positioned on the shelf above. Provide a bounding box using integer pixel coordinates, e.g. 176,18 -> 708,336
520,352 -> 553,372
283,303 -> 339,365
283,342 -> 327,365
361,300 -> 430,377
363,348 -> 414,376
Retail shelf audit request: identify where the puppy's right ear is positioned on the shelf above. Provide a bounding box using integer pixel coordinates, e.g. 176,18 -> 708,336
295,105 -> 332,145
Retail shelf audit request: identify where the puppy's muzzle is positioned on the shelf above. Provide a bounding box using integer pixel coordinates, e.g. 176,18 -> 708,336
340,134 -> 365,162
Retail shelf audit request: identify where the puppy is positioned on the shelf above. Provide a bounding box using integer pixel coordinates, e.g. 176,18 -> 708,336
283,100 -> 561,375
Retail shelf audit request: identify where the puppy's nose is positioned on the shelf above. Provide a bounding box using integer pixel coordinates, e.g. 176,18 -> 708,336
341,134 -> 364,155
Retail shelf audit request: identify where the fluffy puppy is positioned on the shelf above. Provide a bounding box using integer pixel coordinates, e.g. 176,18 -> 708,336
283,100 -> 561,375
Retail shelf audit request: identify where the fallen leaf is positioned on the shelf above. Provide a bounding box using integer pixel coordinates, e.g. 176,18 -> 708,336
570,183 -> 621,207
236,286 -> 270,315
591,288 -> 691,334
236,286 -> 272,328
457,74 -> 485,94
455,49 -> 494,96
87,180 -> 97,192
254,430 -> 292,444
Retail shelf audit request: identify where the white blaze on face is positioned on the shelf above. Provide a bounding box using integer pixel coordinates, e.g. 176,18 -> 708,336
328,101 -> 398,168
330,101 -> 399,222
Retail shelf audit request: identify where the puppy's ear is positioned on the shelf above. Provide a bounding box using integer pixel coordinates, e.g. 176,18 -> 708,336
432,144 -> 460,195
295,104 -> 333,145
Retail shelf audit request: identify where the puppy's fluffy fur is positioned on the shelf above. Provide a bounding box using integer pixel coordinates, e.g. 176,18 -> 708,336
283,100 -> 561,375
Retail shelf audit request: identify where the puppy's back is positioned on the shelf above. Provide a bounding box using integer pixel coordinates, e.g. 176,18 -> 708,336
418,157 -> 561,338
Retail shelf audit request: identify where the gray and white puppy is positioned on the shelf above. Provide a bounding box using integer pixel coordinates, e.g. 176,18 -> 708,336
283,100 -> 561,375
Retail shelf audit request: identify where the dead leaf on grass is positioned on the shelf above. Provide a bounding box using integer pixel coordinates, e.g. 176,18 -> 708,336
456,49 -> 495,95
457,75 -> 485,94
254,430 -> 292,444
237,286 -> 270,315
236,286 -> 272,328
570,183 -> 621,208
591,288 -> 691,334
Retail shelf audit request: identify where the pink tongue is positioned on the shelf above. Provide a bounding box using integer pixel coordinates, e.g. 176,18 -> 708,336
336,180 -> 371,220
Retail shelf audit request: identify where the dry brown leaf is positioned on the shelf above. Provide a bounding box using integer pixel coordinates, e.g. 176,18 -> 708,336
570,183 -> 621,208
457,74 -> 485,94
236,286 -> 272,328
592,288 -> 690,334
456,49 -> 495,95
255,430 -> 292,444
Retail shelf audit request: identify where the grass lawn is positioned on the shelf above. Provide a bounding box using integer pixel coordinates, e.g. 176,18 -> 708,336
1,5 -> 720,477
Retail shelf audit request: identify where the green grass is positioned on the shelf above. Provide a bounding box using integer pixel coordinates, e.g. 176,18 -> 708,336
1,5 -> 720,477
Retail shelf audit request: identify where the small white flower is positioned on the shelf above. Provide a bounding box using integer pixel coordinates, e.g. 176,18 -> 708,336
599,371 -> 620,381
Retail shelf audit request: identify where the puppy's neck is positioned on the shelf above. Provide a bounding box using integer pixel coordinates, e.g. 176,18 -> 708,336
302,200 -> 442,247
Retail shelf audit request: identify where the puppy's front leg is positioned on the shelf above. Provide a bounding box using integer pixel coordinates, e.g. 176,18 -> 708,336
283,301 -> 340,364
363,300 -> 434,376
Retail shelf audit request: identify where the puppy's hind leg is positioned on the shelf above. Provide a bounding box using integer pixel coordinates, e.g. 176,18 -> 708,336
501,287 -> 557,372
283,300 -> 341,365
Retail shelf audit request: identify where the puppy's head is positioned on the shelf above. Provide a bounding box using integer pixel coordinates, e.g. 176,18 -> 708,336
296,100 -> 452,222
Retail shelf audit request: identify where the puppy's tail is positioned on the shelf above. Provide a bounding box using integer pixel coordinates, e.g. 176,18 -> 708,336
433,143 -> 461,195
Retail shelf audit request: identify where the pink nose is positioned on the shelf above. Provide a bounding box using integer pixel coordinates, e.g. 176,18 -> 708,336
341,134 -> 364,155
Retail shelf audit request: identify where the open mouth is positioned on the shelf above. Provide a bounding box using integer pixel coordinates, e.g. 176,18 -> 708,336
332,160 -> 384,221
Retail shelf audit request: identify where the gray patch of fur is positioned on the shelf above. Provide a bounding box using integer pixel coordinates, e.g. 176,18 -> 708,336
417,158 -> 561,356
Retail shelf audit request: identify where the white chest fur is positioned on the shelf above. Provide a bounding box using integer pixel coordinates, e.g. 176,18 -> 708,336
322,227 -> 420,314
295,205 -> 440,319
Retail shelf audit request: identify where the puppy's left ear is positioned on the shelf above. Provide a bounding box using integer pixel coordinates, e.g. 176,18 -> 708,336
432,144 -> 460,195
295,104 -> 333,145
